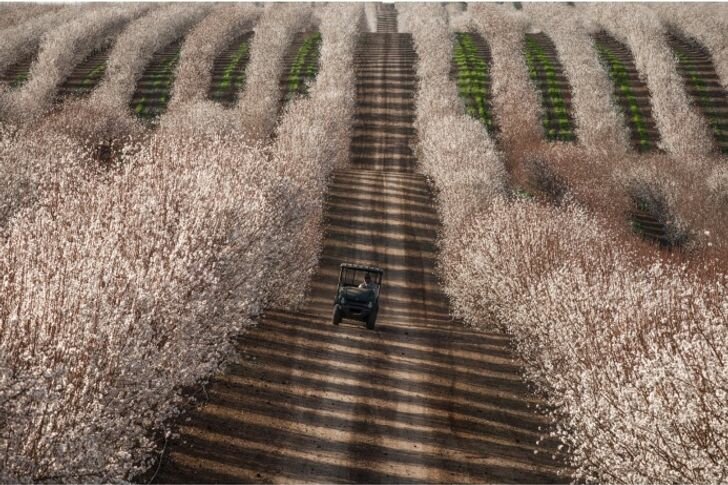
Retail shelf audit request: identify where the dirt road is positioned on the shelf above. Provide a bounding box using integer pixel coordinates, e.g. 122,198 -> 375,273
152,8 -> 565,483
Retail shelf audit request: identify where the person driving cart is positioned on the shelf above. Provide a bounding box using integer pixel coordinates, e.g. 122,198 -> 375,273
333,264 -> 383,329
359,273 -> 379,291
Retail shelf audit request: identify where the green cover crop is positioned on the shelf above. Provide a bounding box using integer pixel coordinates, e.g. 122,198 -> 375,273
56,47 -> 112,98
210,38 -> 250,104
595,42 -> 654,152
132,46 -> 181,119
82,61 -> 107,91
286,32 -> 321,99
10,72 -> 28,89
0,56 -> 34,89
524,34 -> 575,142
453,32 -> 495,133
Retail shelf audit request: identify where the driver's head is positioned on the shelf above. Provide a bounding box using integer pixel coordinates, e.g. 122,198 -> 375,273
364,273 -> 371,283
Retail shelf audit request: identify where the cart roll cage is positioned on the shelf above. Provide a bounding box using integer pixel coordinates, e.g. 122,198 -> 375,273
338,263 -> 384,287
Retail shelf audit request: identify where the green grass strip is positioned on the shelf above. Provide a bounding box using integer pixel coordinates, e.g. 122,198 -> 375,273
220,41 -> 249,89
286,32 -> 322,99
211,38 -> 250,101
673,46 -> 728,153
594,41 -> 653,151
524,35 -> 575,142
133,47 -> 181,118
10,71 -> 29,89
453,32 -> 495,132
83,61 -> 107,88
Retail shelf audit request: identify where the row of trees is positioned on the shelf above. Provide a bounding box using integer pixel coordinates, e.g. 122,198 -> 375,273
451,3 -> 728,253
0,3 -> 363,481
403,3 -> 727,483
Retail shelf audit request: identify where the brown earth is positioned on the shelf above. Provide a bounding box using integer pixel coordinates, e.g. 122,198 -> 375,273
150,7 -> 566,484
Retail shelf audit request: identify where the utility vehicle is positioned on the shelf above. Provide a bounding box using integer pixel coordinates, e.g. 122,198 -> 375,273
332,263 -> 383,330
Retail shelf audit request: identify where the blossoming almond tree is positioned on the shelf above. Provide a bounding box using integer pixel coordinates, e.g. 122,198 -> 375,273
0,4 -> 363,481
455,5 -> 637,235
0,4 -> 725,483
455,4 -> 726,252
0,122 -> 93,231
397,2 -> 506,235
158,3 -> 262,137
237,3 -> 315,141
91,4 -> 210,113
468,3 -> 543,159
444,200 -> 728,484
0,133 -> 277,481
364,3 -> 377,32
266,3 -> 362,303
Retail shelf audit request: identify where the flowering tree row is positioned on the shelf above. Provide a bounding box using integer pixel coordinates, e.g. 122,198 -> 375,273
460,4 -> 728,253
364,3 -> 378,33
0,4 -> 361,480
397,2 -> 506,235
37,4 -> 211,144
157,3 -> 264,137
0,3 -> 315,248
461,4 -> 652,242
467,3 -> 542,158
522,3 -> 629,155
0,4 -> 219,242
0,132 -> 276,482
539,4 -> 727,252
0,123 -> 93,232
91,4 -> 209,116
264,3 -> 362,302
520,3 -> 727,250
443,201 -> 727,484
236,4 -> 316,141
403,3 -> 728,482
161,4 -> 315,141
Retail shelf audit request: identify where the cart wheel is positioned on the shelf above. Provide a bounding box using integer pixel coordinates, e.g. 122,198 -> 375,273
332,305 -> 342,325
366,309 -> 377,330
